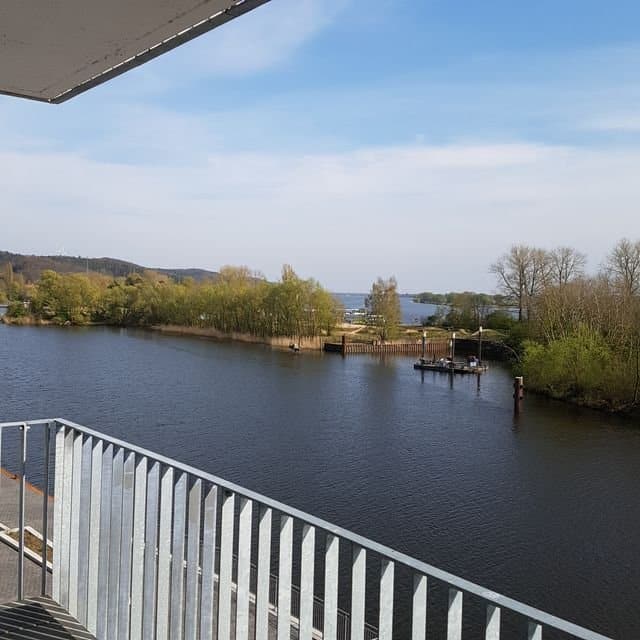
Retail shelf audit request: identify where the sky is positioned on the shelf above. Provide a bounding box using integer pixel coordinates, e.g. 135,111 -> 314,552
2,0 -> 640,292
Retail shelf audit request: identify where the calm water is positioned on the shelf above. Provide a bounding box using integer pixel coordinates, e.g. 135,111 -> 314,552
336,293 -> 439,324
1,323 -> 639,637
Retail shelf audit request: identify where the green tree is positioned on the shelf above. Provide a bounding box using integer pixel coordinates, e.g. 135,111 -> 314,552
365,276 -> 401,341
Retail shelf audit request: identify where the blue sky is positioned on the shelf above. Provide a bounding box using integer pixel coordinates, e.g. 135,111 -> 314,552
2,0 -> 640,291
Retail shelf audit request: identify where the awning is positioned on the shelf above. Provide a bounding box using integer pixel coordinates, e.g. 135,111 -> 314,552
0,0 -> 269,103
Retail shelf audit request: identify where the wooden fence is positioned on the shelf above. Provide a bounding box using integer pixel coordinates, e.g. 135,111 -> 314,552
324,339 -> 450,357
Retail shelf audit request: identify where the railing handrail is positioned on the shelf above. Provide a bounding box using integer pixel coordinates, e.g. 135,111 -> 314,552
0,418 -> 613,640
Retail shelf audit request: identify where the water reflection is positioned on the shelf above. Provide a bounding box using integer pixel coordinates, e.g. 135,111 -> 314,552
0,324 -> 637,637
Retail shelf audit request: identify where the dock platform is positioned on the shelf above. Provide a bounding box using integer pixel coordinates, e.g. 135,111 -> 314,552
414,359 -> 487,375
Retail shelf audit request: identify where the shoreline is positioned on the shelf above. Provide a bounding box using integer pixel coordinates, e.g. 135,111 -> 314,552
1,315 -> 326,351
3,316 -> 637,418
151,324 -> 325,351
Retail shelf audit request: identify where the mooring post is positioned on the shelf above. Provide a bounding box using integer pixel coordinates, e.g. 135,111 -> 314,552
478,325 -> 483,364
513,376 -> 524,414
341,333 -> 346,357
421,330 -> 426,359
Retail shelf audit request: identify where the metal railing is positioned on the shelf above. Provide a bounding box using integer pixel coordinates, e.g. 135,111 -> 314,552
0,418 -> 613,640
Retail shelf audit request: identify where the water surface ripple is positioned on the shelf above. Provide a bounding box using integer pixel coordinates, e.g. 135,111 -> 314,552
1,325 -> 638,637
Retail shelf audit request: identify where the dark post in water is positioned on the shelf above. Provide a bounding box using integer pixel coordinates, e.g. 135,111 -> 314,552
421,330 -> 426,360
513,376 -> 524,414
341,333 -> 347,357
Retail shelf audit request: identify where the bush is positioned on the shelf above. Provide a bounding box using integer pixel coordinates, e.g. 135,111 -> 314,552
484,310 -> 517,332
522,326 -> 618,403
6,300 -> 28,317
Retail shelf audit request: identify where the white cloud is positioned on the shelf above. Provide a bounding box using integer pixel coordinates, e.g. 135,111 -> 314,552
2,141 -> 639,291
150,0 -> 346,77
583,113 -> 640,132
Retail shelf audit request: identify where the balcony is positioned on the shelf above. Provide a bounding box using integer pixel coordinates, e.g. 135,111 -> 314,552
0,419 -> 611,640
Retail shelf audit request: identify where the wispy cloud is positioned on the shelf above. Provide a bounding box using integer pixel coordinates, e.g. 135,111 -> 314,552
582,113 -> 640,132
136,0 -> 347,82
2,141 -> 639,291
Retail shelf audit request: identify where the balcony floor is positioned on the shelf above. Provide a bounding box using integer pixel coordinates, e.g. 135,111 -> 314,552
0,597 -> 94,639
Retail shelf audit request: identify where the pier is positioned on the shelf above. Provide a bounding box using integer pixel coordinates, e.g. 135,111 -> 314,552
325,337 -> 450,357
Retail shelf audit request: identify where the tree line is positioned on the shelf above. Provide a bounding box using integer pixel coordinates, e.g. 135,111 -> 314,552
6,265 -> 341,339
491,239 -> 640,411
413,290 -> 510,307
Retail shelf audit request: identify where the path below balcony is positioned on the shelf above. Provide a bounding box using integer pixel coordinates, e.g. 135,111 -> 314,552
0,469 -> 53,603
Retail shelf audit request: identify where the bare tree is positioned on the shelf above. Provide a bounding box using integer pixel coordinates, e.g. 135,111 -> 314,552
490,245 -> 550,321
604,238 -> 640,297
549,246 -> 587,286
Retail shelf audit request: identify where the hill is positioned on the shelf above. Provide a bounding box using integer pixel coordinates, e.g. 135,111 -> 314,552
0,251 -> 219,283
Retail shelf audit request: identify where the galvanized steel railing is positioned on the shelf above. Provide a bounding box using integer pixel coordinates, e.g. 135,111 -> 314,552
0,419 -> 613,640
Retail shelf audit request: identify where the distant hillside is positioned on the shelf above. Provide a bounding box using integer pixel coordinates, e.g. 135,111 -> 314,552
0,251 -> 219,283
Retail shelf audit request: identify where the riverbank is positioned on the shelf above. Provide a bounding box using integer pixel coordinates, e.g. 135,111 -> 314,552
2,315 -> 50,326
152,324 -> 324,351
2,316 -> 325,350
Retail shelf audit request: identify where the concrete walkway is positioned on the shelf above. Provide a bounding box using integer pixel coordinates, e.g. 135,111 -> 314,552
0,469 -> 53,602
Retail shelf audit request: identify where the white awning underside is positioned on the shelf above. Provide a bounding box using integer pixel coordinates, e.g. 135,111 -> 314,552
0,0 -> 269,103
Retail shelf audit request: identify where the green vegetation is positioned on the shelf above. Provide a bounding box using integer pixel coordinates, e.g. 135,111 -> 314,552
493,240 -> 640,412
365,276 -> 401,341
0,262 -> 27,304
5,265 -> 341,339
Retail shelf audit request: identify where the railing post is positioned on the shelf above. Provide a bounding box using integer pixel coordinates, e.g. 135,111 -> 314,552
199,484 -> 218,640
299,524 -> 316,640
41,421 -> 52,596
218,490 -> 236,640
412,574 -> 427,640
52,423 -> 66,603
351,545 -> 366,640
17,423 -> 28,600
447,588 -> 463,640
528,621 -> 542,640
255,505 -> 272,640
323,534 -> 339,640
486,604 -> 501,640
277,514 -> 294,640
378,559 -> 394,640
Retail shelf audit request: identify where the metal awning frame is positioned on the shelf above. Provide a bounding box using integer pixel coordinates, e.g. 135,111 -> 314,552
0,0 -> 269,105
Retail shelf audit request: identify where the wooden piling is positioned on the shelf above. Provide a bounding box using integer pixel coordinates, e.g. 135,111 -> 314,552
513,376 -> 524,414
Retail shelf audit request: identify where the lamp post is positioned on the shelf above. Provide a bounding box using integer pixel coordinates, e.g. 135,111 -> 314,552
478,325 -> 483,364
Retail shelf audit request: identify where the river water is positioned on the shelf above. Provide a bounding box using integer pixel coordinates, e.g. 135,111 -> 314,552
336,293 -> 439,324
0,323 -> 638,637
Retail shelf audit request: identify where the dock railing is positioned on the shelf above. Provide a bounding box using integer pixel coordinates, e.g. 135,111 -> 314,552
0,419 -> 613,640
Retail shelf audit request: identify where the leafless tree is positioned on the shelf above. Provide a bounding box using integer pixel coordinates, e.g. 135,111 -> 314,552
490,245 -> 550,321
604,238 -> 640,297
549,246 -> 587,286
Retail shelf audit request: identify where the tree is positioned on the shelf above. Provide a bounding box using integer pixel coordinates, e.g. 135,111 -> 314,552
490,245 -> 550,321
445,292 -> 493,329
604,238 -> 640,297
549,246 -> 586,286
365,276 -> 401,341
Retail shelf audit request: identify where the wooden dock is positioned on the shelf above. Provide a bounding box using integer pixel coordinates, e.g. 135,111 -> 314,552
324,338 -> 450,357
